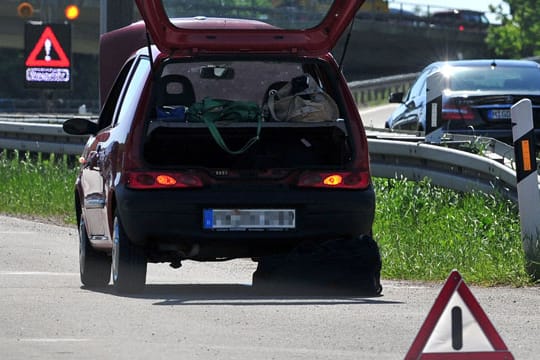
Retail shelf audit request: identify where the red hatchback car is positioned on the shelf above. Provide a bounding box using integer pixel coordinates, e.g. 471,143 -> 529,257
63,0 -> 379,294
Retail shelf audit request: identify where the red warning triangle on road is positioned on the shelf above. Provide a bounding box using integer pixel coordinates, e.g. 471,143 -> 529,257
405,270 -> 514,360
25,26 -> 70,68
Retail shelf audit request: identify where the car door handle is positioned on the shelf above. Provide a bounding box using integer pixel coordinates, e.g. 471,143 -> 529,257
83,150 -> 100,170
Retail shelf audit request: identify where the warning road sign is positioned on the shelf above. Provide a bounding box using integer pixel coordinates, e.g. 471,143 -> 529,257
26,26 -> 70,67
405,270 -> 514,359
24,23 -> 71,89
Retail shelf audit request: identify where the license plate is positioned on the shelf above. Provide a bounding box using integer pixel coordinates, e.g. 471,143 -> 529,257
203,209 -> 295,231
488,109 -> 511,120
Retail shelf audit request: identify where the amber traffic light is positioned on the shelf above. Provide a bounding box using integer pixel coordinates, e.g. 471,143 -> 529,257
65,4 -> 80,20
17,2 -> 34,18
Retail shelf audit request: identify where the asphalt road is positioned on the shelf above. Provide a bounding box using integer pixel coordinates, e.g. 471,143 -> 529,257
1,215 -> 538,359
358,103 -> 399,129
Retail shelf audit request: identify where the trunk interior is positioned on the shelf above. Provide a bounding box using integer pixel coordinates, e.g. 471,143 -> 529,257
143,121 -> 351,169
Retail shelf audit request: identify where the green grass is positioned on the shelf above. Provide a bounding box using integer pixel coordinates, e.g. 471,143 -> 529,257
0,150 -> 535,286
0,150 -> 78,224
373,177 -> 532,286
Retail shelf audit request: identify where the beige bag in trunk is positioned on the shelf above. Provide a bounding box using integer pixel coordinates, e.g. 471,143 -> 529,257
265,75 -> 339,122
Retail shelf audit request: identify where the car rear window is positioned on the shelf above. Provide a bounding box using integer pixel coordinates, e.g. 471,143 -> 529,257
161,0 -> 334,29
449,66 -> 540,92
158,60 -> 321,104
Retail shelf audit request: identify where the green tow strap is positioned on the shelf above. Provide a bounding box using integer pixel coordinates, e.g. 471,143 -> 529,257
188,98 -> 262,155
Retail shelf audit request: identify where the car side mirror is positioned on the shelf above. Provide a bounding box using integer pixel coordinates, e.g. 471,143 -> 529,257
63,118 -> 99,135
388,92 -> 404,103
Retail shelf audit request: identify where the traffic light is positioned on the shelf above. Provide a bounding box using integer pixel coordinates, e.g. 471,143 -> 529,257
17,2 -> 34,18
65,4 -> 80,20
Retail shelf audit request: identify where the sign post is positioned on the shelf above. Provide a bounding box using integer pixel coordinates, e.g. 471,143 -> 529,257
511,99 -> 540,279
425,72 -> 445,136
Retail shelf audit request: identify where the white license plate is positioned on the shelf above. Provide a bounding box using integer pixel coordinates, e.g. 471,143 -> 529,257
203,209 -> 295,230
488,109 -> 511,120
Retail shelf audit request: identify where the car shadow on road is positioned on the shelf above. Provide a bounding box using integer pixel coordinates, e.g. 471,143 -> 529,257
84,283 -> 402,306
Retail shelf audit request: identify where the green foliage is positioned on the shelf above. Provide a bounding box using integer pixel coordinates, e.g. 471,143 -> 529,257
486,0 -> 540,58
373,177 -> 533,286
0,150 -> 77,224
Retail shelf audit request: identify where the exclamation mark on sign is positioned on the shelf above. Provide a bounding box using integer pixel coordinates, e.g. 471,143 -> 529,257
451,306 -> 463,350
44,39 -> 52,61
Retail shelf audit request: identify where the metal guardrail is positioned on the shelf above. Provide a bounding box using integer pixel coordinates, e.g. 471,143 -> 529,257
0,119 -> 90,156
368,137 -> 519,202
349,73 -> 418,107
2,117 -> 538,203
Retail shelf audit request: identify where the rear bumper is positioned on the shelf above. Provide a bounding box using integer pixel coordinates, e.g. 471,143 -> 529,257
115,183 -> 375,257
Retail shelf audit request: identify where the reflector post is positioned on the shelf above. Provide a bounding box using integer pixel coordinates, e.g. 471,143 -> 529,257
520,139 -> 532,172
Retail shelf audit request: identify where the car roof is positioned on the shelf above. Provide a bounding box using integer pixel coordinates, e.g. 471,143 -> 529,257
428,59 -> 540,70
433,9 -> 485,15
134,0 -> 364,56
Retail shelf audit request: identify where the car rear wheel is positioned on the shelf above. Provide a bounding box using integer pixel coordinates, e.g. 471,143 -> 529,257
253,235 -> 382,295
79,218 -> 111,287
112,212 -> 147,294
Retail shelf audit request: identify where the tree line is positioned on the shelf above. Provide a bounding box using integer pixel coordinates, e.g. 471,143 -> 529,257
487,0 -> 540,58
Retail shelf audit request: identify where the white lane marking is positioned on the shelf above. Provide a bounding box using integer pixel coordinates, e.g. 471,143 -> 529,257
19,338 -> 90,343
0,231 -> 38,234
0,271 -> 78,276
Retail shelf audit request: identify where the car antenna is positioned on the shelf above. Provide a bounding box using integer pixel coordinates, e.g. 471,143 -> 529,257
338,16 -> 356,73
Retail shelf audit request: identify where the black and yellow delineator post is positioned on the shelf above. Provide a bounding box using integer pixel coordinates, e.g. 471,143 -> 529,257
425,72 -> 445,136
511,99 -> 540,279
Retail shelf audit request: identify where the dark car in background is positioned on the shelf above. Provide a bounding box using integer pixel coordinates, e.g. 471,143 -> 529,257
431,9 -> 490,32
62,0 -> 381,294
386,59 -> 540,143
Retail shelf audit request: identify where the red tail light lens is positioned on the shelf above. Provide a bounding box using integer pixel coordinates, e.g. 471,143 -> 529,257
297,171 -> 370,189
442,104 -> 475,121
126,172 -> 203,189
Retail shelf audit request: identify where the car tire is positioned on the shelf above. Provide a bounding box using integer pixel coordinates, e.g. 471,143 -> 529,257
356,234 -> 383,296
112,212 -> 147,294
79,218 -> 111,287
253,235 -> 382,296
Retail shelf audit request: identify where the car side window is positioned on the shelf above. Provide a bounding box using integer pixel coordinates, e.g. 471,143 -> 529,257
97,59 -> 134,130
408,69 -> 431,100
112,56 -> 151,127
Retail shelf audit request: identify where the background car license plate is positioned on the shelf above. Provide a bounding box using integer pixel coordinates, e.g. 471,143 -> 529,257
203,209 -> 295,230
488,109 -> 511,120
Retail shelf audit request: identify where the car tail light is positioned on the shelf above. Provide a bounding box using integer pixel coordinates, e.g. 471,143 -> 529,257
297,171 -> 370,189
442,104 -> 475,121
126,171 -> 203,189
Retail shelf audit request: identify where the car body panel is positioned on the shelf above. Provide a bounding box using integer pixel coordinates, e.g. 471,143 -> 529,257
80,55 -> 153,247
115,183 -> 375,259
134,0 -> 364,56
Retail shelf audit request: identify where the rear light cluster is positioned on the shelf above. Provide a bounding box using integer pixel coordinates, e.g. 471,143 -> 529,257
442,104 -> 475,121
297,171 -> 370,189
126,171 -> 203,189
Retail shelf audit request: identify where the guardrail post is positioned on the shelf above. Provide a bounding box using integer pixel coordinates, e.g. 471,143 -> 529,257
511,99 -> 540,279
